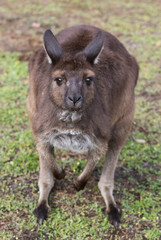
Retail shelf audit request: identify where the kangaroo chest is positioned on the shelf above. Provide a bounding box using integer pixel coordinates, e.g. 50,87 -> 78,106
42,128 -> 96,153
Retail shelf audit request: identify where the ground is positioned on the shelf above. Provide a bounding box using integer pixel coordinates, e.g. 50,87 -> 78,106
0,0 -> 161,239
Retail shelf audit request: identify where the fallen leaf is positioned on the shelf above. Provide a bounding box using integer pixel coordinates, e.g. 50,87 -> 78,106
133,137 -> 146,144
32,22 -> 40,28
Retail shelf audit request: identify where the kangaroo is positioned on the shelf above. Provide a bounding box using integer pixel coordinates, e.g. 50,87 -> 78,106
27,25 -> 139,228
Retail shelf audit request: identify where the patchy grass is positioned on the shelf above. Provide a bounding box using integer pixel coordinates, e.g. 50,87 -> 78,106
0,0 -> 161,239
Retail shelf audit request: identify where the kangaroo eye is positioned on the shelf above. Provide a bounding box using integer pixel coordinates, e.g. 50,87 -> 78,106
54,77 -> 63,86
85,77 -> 93,85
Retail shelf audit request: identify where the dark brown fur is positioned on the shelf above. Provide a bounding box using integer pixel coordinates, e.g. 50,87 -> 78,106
28,25 -> 139,226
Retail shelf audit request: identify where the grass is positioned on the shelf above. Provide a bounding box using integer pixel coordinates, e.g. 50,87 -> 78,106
0,0 -> 161,239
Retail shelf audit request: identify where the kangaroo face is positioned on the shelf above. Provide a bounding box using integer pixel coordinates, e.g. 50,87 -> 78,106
49,63 -> 95,111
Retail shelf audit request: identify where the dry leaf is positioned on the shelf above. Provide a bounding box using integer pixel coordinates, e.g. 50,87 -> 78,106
32,22 -> 40,28
133,137 -> 146,144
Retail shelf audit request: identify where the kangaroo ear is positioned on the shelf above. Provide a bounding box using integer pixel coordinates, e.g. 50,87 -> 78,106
43,29 -> 63,64
83,31 -> 105,64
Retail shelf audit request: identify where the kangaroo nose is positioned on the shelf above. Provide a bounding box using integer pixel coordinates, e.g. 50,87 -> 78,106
67,95 -> 82,105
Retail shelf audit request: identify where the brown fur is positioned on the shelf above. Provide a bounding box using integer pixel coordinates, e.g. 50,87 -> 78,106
28,25 -> 139,226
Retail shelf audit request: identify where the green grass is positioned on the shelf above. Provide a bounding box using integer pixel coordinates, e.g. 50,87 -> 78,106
0,0 -> 161,239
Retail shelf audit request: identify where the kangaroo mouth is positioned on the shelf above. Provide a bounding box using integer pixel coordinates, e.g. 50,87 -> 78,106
59,109 -> 82,123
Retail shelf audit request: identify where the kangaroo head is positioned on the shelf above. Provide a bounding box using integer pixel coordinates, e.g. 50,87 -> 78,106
43,29 -> 105,111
